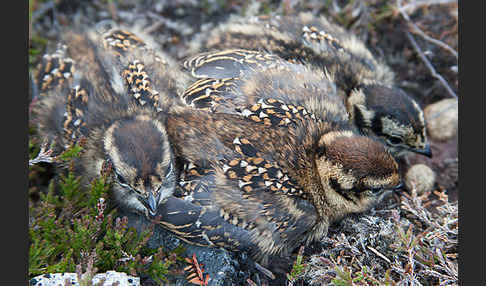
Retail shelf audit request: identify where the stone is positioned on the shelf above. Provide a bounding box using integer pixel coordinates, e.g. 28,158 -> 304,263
119,209 -> 253,286
405,164 -> 436,195
424,98 -> 458,141
30,271 -> 140,286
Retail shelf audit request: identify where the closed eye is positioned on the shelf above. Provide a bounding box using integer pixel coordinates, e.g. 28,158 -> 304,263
386,135 -> 402,145
115,171 -> 131,188
370,187 -> 383,193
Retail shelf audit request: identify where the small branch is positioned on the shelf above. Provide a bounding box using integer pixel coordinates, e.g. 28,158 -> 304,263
395,0 -> 458,99
398,0 -> 458,14
254,262 -> 276,280
147,11 -> 194,36
145,20 -> 165,35
107,0 -> 118,21
367,246 -> 391,264
405,32 -> 457,98
408,22 -> 457,59
29,142 -> 55,166
397,0 -> 458,59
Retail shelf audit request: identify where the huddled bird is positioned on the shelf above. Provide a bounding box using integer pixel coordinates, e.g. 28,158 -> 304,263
32,24 -> 190,218
157,65 -> 402,265
186,12 -> 431,158
32,24 -> 403,268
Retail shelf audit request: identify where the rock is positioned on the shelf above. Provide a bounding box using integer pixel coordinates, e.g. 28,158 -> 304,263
424,98 -> 458,141
405,164 -> 436,195
29,271 -> 140,286
119,209 -> 252,286
405,137 -> 458,200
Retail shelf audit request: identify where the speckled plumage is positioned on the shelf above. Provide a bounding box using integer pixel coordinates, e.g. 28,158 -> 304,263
182,49 -> 346,126
159,98 -> 401,264
153,58 -> 402,263
33,26 -> 402,266
32,25 -> 190,217
187,12 -> 431,158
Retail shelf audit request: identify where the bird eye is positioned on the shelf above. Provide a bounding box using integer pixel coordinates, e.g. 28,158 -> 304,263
115,172 -> 128,185
369,187 -> 383,193
386,136 -> 402,145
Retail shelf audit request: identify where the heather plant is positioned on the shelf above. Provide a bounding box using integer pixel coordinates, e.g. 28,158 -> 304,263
28,142 -> 180,284
297,188 -> 458,286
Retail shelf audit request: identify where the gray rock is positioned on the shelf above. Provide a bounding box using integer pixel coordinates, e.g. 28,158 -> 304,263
119,209 -> 252,286
29,271 -> 140,286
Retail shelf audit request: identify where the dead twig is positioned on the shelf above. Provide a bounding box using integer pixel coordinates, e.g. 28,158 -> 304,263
397,0 -> 458,59
398,0 -> 458,14
367,246 -> 391,264
408,21 -> 457,59
395,0 -> 458,99
29,142 -> 55,166
147,11 -> 194,36
107,0 -> 118,21
254,262 -> 276,280
145,20 -> 165,35
184,253 -> 209,286
405,31 -> 457,99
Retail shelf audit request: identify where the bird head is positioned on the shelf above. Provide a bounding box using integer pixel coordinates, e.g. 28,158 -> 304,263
347,84 -> 431,158
315,130 -> 401,221
103,114 -> 175,217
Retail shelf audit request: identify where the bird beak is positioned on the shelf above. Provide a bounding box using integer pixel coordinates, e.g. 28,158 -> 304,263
412,144 -> 432,158
393,181 -> 404,190
146,192 -> 159,217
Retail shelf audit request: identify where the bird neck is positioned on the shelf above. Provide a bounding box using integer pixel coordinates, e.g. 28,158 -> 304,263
346,88 -> 375,133
287,126 -> 338,221
296,156 -> 329,218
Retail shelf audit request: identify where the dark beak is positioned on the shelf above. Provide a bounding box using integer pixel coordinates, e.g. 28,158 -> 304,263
393,181 -> 404,190
146,192 -> 159,217
412,144 -> 432,158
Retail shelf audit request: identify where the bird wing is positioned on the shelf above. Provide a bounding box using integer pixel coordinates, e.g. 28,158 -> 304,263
164,111 -> 318,259
33,45 -> 75,98
31,42 -> 91,146
183,49 -> 291,79
181,77 -> 240,111
156,154 -> 317,259
98,28 -> 188,111
58,27 -> 188,113
182,50 -> 348,127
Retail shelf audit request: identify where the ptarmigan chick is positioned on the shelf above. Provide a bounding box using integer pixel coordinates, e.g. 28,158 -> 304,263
186,12 -> 431,158
153,62 -> 402,265
32,24 -> 190,217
